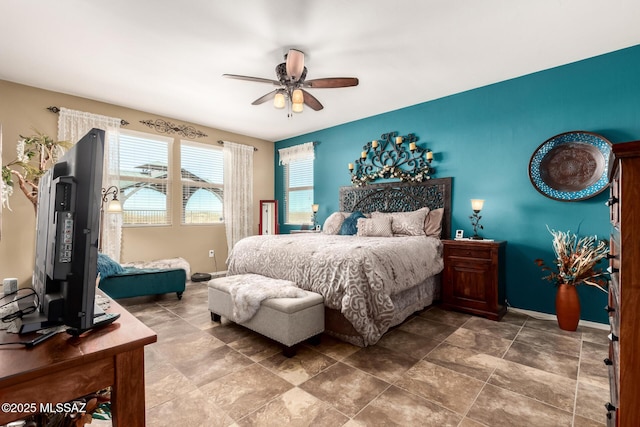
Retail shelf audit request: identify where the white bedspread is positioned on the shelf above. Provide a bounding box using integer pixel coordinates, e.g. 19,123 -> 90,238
227,234 -> 443,346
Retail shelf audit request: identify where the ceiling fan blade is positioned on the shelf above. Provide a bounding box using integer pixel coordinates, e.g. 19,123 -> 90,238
303,77 -> 359,89
223,74 -> 280,86
251,90 -> 279,105
301,89 -> 323,111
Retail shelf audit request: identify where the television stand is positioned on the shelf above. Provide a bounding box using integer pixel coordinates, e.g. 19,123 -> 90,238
19,299 -> 119,335
18,313 -> 61,334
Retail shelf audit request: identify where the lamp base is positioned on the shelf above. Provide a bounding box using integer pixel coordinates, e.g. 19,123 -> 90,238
471,235 -> 484,240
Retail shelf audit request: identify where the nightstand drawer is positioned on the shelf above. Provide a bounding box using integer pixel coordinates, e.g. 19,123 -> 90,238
445,245 -> 492,260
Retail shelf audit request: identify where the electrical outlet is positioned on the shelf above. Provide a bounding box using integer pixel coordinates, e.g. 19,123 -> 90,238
208,249 -> 215,258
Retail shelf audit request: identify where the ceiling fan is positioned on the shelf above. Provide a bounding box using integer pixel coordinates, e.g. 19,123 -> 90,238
223,49 -> 359,114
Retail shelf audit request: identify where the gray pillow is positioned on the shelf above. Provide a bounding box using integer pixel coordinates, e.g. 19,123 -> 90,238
371,208 -> 428,236
424,208 -> 444,238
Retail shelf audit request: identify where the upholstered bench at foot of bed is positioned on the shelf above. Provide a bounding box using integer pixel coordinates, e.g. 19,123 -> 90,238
208,275 -> 324,357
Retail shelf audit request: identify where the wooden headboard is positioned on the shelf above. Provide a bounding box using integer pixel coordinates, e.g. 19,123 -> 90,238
338,177 -> 452,239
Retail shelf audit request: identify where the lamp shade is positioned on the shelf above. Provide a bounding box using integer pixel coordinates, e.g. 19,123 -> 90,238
292,102 -> 303,113
292,89 -> 304,104
286,49 -> 305,81
107,199 -> 123,213
471,199 -> 485,211
273,92 -> 286,109
312,204 -> 319,213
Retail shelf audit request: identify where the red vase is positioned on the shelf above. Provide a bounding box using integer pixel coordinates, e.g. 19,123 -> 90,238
555,283 -> 580,331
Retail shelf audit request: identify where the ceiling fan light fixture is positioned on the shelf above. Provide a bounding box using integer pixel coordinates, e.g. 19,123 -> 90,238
292,102 -> 304,113
286,49 -> 305,81
273,92 -> 286,109
292,88 -> 304,104
225,48 -> 358,116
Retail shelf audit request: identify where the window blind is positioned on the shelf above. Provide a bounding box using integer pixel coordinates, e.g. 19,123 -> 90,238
118,131 -> 172,225
181,141 -> 224,224
285,157 -> 314,224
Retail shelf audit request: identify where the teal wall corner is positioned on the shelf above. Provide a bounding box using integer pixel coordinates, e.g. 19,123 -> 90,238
275,44 -> 640,324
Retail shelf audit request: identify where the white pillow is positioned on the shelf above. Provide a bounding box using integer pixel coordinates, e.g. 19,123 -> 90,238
356,216 -> 393,237
322,212 -> 348,235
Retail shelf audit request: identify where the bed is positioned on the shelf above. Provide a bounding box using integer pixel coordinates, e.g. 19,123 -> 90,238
227,178 -> 452,346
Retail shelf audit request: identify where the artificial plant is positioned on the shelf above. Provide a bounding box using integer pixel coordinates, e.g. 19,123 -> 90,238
1,131 -> 71,212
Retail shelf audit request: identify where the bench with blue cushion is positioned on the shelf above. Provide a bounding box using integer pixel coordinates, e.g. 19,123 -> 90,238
97,254 -> 186,300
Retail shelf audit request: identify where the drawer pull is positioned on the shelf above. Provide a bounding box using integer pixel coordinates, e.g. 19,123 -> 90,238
604,358 -> 613,366
605,305 -> 615,313
606,253 -> 617,260
606,197 -> 618,206
605,402 -> 616,412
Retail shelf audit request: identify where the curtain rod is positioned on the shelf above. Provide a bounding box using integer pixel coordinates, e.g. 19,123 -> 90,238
217,140 -> 258,151
47,106 -> 130,126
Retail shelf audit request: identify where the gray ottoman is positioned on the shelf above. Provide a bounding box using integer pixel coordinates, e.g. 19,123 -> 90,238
208,274 -> 324,357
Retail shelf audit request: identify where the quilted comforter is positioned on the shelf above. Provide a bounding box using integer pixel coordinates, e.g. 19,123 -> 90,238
227,234 -> 443,346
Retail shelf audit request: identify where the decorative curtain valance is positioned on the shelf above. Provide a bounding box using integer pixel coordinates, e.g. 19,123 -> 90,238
57,108 -> 123,147
278,141 -> 315,165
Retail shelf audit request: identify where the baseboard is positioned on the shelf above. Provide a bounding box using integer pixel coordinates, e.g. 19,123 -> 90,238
508,307 -> 609,331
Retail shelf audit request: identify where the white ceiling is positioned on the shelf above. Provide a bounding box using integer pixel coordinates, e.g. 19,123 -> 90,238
2,1 -> 640,142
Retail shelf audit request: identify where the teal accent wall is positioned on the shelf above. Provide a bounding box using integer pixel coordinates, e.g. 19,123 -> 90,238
275,45 -> 640,324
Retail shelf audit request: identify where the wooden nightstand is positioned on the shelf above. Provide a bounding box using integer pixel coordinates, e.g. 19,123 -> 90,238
441,239 -> 507,321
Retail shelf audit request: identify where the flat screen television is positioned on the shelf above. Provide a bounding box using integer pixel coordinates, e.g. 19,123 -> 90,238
20,128 -> 106,334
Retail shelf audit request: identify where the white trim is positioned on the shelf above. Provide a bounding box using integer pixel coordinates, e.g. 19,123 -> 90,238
507,307 -> 609,330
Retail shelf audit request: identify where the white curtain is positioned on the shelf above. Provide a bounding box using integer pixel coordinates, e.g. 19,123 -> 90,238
0,124 -> 3,238
278,141 -> 315,165
57,108 -> 122,261
223,141 -> 254,253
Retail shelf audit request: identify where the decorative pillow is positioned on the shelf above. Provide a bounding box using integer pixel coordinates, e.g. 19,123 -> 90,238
323,212 -> 347,235
356,216 -> 393,237
97,253 -> 124,280
339,211 -> 366,235
424,208 -> 444,238
372,208 -> 428,236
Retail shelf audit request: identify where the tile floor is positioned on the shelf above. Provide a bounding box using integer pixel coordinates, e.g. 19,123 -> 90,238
119,281 -> 610,427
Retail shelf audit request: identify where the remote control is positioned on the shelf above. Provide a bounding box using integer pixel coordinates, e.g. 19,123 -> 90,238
66,312 -> 121,336
24,330 -> 58,348
93,312 -> 120,327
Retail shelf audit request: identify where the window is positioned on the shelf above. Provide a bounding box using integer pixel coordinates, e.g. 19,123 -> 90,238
180,141 -> 223,224
118,131 -> 172,225
284,157 -> 314,224
279,142 -> 315,225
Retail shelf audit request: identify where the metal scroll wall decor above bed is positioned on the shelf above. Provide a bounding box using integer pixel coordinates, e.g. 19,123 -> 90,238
348,131 -> 435,186
339,178 -> 452,239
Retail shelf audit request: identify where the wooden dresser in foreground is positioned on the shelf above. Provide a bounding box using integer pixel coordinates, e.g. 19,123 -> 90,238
441,239 -> 507,321
606,140 -> 640,427
0,296 -> 156,426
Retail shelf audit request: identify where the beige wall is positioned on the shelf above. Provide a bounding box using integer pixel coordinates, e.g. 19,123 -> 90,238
0,80 -> 274,287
